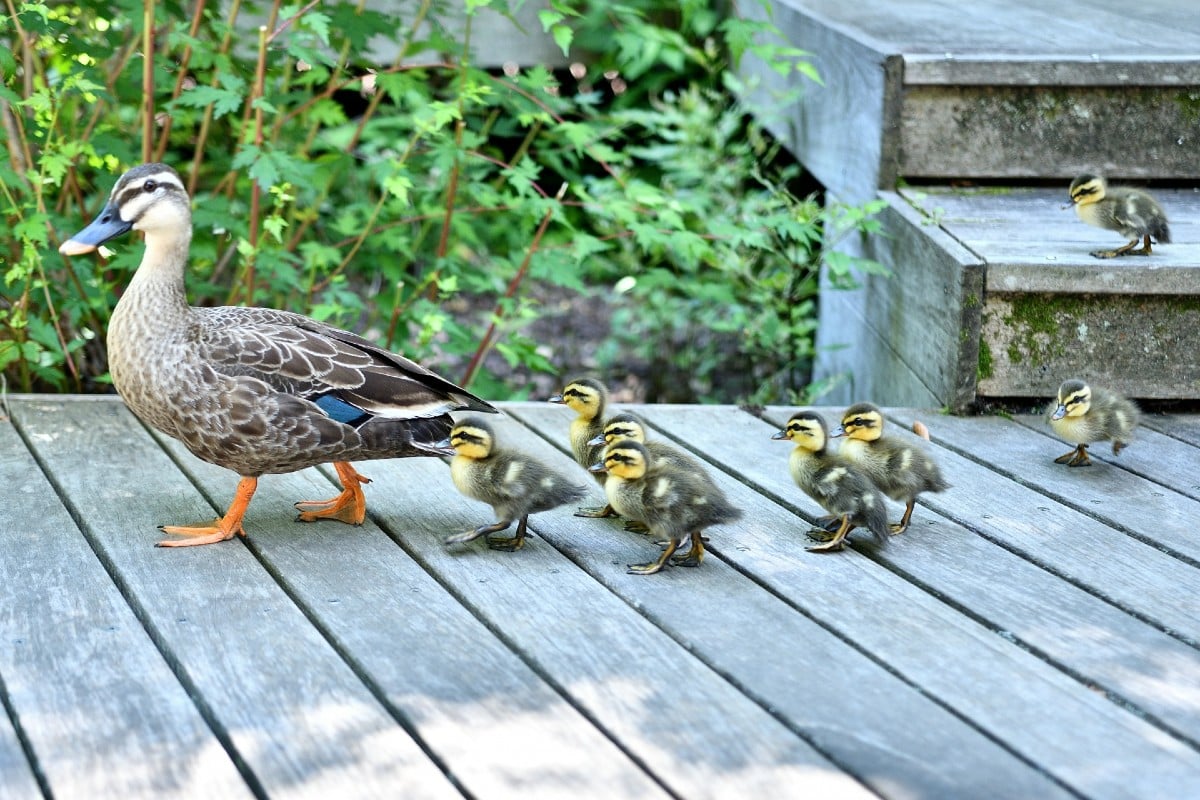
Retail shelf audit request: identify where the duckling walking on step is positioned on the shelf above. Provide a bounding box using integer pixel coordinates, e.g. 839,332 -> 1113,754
548,377 -> 616,517
592,440 -> 741,574
1048,380 -> 1139,467
832,403 -> 948,534
1066,174 -> 1170,259
446,416 -> 587,551
773,411 -> 889,552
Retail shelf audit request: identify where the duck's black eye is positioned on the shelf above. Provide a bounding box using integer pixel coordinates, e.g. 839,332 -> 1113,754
143,179 -> 158,193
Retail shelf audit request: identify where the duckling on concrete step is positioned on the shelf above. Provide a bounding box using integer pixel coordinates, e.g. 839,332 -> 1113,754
1066,174 -> 1170,259
1048,379 -> 1139,467
772,411 -> 889,552
590,440 -> 741,575
832,403 -> 949,534
548,377 -> 615,517
445,416 -> 587,551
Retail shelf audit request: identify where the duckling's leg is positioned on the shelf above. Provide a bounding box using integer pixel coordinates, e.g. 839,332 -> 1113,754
670,530 -> 706,567
806,516 -> 851,552
1129,234 -> 1154,256
157,476 -> 257,547
1054,444 -> 1091,467
1091,239 -> 1140,259
486,515 -> 529,552
890,501 -> 916,535
575,503 -> 617,518
294,462 -> 371,524
628,537 -> 679,575
444,519 -> 511,546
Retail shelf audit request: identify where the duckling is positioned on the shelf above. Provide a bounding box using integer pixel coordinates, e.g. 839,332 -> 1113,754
58,163 -> 494,547
772,411 -> 889,552
1048,379 -> 1140,467
585,412 -> 707,533
831,403 -> 949,534
548,377 -> 614,517
1066,174 -> 1170,259
590,440 -> 741,575
445,416 -> 588,551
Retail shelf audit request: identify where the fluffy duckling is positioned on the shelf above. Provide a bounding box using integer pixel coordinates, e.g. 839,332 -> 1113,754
1048,379 -> 1140,467
445,416 -> 587,551
591,440 -> 741,575
1067,174 -> 1170,259
832,403 -> 949,534
548,377 -> 614,517
772,411 -> 889,552
586,412 -> 706,533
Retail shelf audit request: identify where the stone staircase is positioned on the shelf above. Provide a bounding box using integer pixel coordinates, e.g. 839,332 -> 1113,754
744,0 -> 1200,409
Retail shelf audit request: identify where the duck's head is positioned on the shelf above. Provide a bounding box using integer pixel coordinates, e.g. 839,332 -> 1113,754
450,416 -> 497,459
832,402 -> 884,442
771,411 -> 828,453
1051,379 -> 1091,420
592,439 -> 648,480
548,378 -> 608,420
587,412 -> 645,447
1066,174 -> 1106,209
59,163 -> 190,256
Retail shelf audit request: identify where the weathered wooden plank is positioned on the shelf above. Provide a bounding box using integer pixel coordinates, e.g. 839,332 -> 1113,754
0,694 -> 41,800
1,404 -> 251,799
325,413 -> 877,799
10,398 -> 459,799
1141,413 -> 1200,444
149,430 -> 670,799
813,192 -> 985,411
507,404 -> 1077,799
900,409 -> 1200,563
754,406 -> 1200,744
630,404 -> 1200,798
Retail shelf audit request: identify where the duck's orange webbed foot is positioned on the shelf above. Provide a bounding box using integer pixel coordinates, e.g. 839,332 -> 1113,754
158,476 -> 256,547
295,462 -> 371,525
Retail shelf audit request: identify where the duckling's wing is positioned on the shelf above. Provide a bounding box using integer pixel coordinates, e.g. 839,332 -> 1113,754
198,307 -> 493,422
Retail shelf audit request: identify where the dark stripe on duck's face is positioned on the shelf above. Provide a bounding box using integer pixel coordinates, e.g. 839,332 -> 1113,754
450,429 -> 487,446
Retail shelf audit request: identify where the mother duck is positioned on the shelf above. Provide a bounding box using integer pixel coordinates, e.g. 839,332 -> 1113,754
60,163 -> 495,546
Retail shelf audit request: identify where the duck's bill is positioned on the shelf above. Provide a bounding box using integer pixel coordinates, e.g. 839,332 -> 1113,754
59,203 -> 131,255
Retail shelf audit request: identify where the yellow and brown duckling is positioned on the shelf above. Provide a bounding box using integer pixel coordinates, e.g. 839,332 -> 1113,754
591,440 -> 741,575
1048,379 -> 1139,467
832,403 -> 949,534
548,377 -> 615,517
445,416 -> 587,551
1066,174 -> 1170,259
586,412 -> 707,533
772,411 -> 889,552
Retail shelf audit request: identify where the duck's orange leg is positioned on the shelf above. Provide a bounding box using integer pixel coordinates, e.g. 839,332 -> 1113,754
158,476 -> 257,547
294,462 -> 371,525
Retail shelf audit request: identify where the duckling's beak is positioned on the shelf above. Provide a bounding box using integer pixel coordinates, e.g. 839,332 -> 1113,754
59,202 -> 133,255
547,393 -> 565,404
1060,200 -> 1074,211
770,430 -> 787,440
1050,404 -> 1068,421
588,462 -> 606,474
830,424 -> 847,438
586,434 -> 606,447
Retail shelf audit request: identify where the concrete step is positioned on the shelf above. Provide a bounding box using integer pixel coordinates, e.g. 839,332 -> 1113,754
814,186 -> 1200,409
745,0 -> 1200,203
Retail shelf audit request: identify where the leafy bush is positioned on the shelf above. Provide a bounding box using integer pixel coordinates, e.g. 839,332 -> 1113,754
0,0 -> 884,402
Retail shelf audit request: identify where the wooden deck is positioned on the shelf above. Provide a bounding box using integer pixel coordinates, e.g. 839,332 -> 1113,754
3,395 -> 1200,799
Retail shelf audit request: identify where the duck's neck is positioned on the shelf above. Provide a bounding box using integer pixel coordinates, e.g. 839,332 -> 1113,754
123,229 -> 193,314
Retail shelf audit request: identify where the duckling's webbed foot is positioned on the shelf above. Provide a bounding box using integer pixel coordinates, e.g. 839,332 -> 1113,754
669,532 -> 706,568
1054,444 -> 1091,467
806,517 -> 851,553
628,539 -> 678,575
623,519 -> 650,533
805,527 -> 836,543
445,519 -> 510,546
486,516 -> 529,552
575,503 -> 618,518
889,502 -> 916,535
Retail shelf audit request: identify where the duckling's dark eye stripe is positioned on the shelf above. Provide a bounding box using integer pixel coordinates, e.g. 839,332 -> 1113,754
451,430 -> 485,445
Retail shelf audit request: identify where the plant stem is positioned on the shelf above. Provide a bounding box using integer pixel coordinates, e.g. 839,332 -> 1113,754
141,0 -> 157,162
153,0 -> 208,162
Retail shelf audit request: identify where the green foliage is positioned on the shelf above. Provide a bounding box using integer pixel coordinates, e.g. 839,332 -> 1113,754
1,0 -> 885,402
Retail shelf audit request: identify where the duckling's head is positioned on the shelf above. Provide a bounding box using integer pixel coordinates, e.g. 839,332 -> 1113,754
771,411 -> 829,453
1067,174 -> 1107,208
60,163 -> 191,256
832,402 -> 884,442
588,412 -> 646,447
1051,379 -> 1091,421
449,416 -> 497,459
597,440 -> 649,480
548,377 -> 608,420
